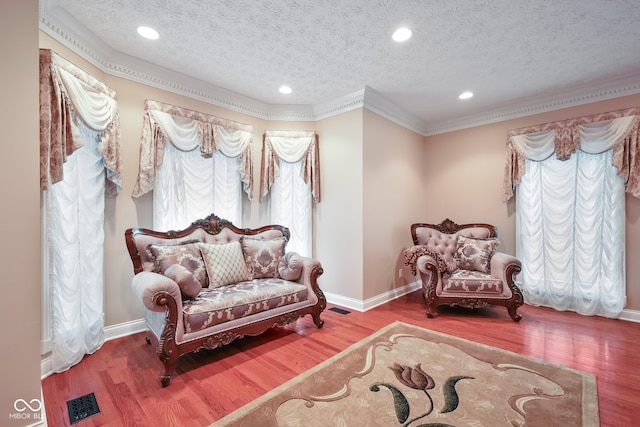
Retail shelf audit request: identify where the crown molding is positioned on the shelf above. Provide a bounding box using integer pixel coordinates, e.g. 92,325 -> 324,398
362,86 -> 428,135
421,73 -> 640,136
39,10 -> 640,135
313,89 -> 365,120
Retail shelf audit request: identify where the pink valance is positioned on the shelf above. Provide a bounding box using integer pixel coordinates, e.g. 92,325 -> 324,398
260,130 -> 320,202
503,107 -> 640,202
131,99 -> 254,199
39,49 -> 122,197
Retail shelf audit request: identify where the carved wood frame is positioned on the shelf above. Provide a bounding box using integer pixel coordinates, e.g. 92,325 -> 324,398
125,213 -> 326,386
410,218 -> 523,322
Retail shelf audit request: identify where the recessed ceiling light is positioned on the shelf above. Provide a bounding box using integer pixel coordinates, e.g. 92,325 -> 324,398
459,91 -> 474,100
392,27 -> 412,42
137,26 -> 159,40
279,85 -> 292,94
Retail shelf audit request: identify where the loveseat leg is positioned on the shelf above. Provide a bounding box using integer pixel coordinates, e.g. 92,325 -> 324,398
312,313 -> 324,328
159,373 -> 172,387
159,360 -> 177,387
426,306 -> 438,319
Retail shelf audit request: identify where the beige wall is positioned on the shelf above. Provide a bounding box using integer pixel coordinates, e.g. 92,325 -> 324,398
1,1 -> 42,425
315,109 -> 365,301
363,110 -> 425,301
423,94 -> 640,311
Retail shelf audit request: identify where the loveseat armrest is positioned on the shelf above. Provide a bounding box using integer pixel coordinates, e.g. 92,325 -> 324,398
296,256 -> 324,296
293,255 -> 326,327
132,271 -> 183,313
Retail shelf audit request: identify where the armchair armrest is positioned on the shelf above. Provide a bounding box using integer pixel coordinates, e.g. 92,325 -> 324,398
490,252 -> 521,282
416,254 -> 441,278
132,271 -> 183,313
490,252 -> 523,300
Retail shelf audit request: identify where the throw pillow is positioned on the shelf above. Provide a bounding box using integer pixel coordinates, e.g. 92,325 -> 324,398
163,264 -> 202,298
453,235 -> 499,274
146,240 -> 208,287
241,236 -> 287,279
278,252 -> 303,281
199,241 -> 250,288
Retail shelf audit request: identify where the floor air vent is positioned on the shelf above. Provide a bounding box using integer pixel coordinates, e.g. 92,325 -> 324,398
329,307 -> 351,315
67,392 -> 100,424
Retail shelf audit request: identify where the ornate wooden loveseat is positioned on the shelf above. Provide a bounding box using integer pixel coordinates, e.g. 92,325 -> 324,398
125,214 -> 326,386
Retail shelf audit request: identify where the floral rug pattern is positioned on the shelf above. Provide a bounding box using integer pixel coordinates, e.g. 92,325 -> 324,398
212,321 -> 599,427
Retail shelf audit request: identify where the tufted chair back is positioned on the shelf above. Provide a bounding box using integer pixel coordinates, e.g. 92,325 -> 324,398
411,220 -> 496,264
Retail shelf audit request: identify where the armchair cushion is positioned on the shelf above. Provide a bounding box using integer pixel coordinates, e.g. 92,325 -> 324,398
199,241 -> 250,288
443,270 -> 503,294
146,240 -> 208,287
453,236 -> 499,273
241,236 -> 287,279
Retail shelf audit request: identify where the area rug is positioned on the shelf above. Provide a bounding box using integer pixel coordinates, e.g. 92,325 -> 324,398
211,321 -> 599,426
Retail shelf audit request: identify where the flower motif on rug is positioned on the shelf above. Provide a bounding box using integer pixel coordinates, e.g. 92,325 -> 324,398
371,363 -> 474,427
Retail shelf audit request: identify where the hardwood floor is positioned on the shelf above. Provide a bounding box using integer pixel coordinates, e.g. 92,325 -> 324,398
42,290 -> 640,426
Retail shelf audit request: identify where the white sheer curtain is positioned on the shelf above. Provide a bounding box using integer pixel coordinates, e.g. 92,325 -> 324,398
46,121 -> 105,372
132,102 -> 253,230
271,160 -> 312,256
509,114 -> 637,318
517,150 -> 625,317
261,131 -> 320,257
40,50 -> 121,373
154,142 -> 242,230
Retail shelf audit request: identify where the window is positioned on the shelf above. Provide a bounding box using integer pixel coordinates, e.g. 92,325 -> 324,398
40,49 -> 122,372
260,131 -> 320,257
517,150 -> 625,317
132,100 -> 253,229
504,108 -> 640,318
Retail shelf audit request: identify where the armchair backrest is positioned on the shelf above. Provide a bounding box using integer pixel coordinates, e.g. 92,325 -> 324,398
411,219 -> 496,263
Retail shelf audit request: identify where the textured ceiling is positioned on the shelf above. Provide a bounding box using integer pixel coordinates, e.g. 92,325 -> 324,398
40,0 -> 640,134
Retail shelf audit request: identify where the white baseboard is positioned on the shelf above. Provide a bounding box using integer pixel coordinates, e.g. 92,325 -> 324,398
40,357 -> 51,380
324,279 -> 421,312
619,308 -> 640,323
104,318 -> 148,341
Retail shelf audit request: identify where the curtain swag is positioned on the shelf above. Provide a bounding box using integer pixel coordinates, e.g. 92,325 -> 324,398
39,49 -> 123,197
132,99 -> 254,199
260,130 -> 320,203
503,107 -> 640,202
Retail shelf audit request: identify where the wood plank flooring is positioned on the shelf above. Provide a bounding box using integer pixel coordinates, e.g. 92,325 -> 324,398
42,290 -> 640,426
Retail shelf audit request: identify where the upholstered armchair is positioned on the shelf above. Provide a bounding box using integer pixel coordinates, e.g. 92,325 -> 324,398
405,219 -> 523,322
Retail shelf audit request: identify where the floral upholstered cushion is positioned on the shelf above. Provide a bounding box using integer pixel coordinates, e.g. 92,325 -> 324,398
163,263 -> 202,298
182,278 -> 309,332
453,235 -> 498,273
442,270 -> 503,294
146,240 -> 208,287
199,241 -> 251,288
241,236 -> 287,279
